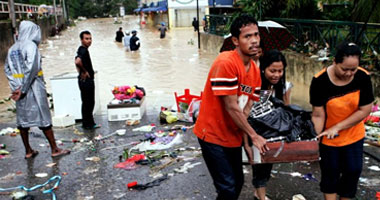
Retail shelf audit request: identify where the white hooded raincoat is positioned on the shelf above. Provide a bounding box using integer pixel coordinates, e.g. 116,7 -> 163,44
4,21 -> 52,127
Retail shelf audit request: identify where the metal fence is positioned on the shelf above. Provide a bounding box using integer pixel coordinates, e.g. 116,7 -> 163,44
205,14 -> 380,55
204,14 -> 233,36
0,1 -> 62,15
272,18 -> 380,55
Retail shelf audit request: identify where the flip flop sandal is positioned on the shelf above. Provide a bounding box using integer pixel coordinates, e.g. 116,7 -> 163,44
51,149 -> 71,158
25,150 -> 39,159
93,124 -> 101,129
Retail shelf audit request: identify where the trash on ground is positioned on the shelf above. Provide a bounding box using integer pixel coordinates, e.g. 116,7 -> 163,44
126,120 -> 140,126
85,156 -> 101,162
46,163 -> 57,168
173,162 -> 202,174
292,194 -> 306,200
114,154 -> 145,170
128,175 -> 168,190
302,173 -> 318,182
290,172 -> 302,177
0,176 -> 61,200
0,127 -> 18,136
359,177 -> 380,187
10,190 -> 28,199
133,125 -> 155,132
116,129 -> 126,136
130,133 -> 183,152
0,150 -> 9,155
35,173 -> 48,178
368,165 -> 380,171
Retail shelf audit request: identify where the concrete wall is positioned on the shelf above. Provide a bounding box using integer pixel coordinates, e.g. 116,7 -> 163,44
146,12 -> 168,26
0,16 -> 65,62
0,23 -> 13,62
200,32 -> 224,54
284,51 -> 380,109
168,8 -> 205,28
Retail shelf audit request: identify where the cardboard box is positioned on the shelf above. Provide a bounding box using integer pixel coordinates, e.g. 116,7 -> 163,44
52,115 -> 75,127
251,140 -> 319,164
107,97 -> 146,121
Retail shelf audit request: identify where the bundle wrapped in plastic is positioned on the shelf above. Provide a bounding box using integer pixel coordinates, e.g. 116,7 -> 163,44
248,97 -> 317,142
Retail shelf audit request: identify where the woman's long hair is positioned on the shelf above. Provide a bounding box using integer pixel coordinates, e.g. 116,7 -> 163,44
259,49 -> 287,100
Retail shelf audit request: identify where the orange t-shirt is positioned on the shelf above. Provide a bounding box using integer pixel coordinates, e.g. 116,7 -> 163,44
193,50 -> 261,147
310,67 -> 374,147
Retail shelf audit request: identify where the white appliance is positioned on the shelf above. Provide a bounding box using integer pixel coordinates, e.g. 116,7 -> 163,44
50,71 -> 100,120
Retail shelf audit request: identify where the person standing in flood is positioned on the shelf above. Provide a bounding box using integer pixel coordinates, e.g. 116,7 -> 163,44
193,15 -> 268,200
192,17 -> 199,32
115,27 -> 124,42
130,30 -> 140,51
75,31 -> 100,130
4,21 -> 70,159
310,42 -> 374,200
158,22 -> 167,39
123,31 -> 132,51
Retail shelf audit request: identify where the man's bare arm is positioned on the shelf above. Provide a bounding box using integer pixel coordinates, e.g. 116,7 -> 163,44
75,57 -> 89,80
221,95 -> 268,153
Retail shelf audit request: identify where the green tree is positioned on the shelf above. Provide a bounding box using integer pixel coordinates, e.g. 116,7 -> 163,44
351,0 -> 380,23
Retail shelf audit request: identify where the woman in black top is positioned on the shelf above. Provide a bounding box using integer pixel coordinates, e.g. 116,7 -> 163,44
244,50 -> 289,200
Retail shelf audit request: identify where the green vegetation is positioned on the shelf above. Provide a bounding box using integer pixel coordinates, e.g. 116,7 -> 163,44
15,0 -> 138,19
235,0 -> 380,23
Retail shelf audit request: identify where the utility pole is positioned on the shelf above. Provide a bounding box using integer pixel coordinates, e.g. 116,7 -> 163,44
8,0 -> 17,42
53,0 -> 58,25
62,0 -> 68,22
196,0 -> 200,49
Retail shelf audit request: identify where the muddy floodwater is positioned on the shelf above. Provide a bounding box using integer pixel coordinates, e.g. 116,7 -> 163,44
0,16 -> 217,121
0,16 -> 312,122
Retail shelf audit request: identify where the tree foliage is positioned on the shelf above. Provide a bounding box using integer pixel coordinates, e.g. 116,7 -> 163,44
235,0 -> 380,22
15,0 -> 138,19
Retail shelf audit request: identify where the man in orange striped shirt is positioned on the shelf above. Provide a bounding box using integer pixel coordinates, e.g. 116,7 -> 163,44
194,15 -> 268,200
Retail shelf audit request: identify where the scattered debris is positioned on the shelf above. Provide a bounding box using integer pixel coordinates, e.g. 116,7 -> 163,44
368,165 -> 380,171
0,150 -> 9,155
114,154 -> 145,170
0,176 -> 61,200
174,162 -> 202,174
292,194 -> 306,200
359,177 -> 380,187
46,163 -> 57,168
35,173 -> 48,178
85,156 -> 101,162
126,120 -> 140,126
132,125 -> 156,132
128,175 -> 168,190
0,127 -> 18,136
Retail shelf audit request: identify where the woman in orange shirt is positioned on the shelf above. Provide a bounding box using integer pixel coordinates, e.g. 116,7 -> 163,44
310,42 -> 374,200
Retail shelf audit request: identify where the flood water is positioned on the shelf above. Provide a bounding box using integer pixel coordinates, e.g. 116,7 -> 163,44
0,16 -> 311,122
0,16 -> 216,121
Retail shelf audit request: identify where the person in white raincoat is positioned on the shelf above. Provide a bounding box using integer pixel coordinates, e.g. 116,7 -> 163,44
4,21 -> 70,159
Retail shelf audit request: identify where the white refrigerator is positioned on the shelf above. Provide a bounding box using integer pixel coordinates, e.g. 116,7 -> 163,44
50,71 -> 100,120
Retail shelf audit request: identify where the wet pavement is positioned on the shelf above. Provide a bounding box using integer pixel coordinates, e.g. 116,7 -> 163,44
0,16 -> 379,200
0,114 -> 379,200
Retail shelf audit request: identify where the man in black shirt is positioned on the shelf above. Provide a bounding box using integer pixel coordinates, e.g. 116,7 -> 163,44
75,31 -> 100,129
130,30 -> 140,51
192,17 -> 199,32
115,27 -> 124,42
